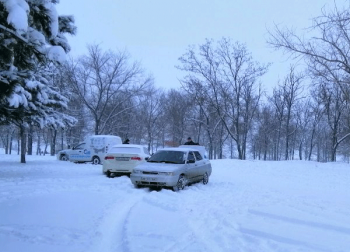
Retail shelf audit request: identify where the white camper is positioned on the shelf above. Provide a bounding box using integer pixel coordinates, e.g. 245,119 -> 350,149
57,135 -> 122,164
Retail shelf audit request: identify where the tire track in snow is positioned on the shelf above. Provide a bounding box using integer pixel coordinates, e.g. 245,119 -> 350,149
87,190 -> 145,252
171,183 -> 243,251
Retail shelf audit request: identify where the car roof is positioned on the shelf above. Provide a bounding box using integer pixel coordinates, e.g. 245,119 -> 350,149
111,144 -> 145,148
158,147 -> 199,152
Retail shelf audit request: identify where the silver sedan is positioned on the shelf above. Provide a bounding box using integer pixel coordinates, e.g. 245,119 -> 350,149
130,147 -> 212,191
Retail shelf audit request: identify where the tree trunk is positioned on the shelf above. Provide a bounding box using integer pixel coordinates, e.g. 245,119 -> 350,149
9,132 -> 13,154
20,124 -> 26,163
5,132 -> 9,154
50,129 -> 57,156
37,132 -> 41,155
308,128 -> 315,161
299,141 -> 303,160
27,125 -> 33,155
61,128 -> 64,151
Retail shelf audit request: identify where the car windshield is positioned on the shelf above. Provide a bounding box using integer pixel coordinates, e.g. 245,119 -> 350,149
110,147 -> 141,154
148,150 -> 185,164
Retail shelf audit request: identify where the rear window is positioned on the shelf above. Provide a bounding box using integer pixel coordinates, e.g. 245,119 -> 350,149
110,147 -> 141,154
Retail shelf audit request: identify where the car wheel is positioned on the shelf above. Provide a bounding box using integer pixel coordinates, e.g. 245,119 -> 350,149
92,156 -> 100,165
106,170 -> 111,177
173,175 -> 186,191
203,172 -> 209,185
60,155 -> 68,161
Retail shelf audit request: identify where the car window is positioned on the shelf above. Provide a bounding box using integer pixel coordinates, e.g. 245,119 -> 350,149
74,143 -> 85,150
149,150 -> 185,164
187,151 -> 195,162
194,151 -> 203,160
110,147 -> 141,154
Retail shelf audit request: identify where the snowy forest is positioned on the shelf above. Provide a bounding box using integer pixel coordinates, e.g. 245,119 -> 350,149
1,0 -> 350,163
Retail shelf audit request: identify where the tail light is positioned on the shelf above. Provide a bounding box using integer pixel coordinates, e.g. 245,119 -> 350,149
105,156 -> 114,160
131,157 -> 142,161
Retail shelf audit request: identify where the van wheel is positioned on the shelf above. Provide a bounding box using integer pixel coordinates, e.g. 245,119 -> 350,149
92,156 -> 100,165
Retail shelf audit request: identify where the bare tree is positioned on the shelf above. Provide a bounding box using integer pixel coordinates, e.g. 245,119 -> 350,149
267,2 -> 350,101
316,80 -> 350,161
281,67 -> 304,160
181,79 -> 222,159
136,86 -> 165,153
64,44 -> 152,135
178,38 -> 269,159
162,89 -> 192,146
252,105 -> 276,160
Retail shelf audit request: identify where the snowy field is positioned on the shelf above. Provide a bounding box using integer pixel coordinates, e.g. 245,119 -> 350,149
0,151 -> 350,252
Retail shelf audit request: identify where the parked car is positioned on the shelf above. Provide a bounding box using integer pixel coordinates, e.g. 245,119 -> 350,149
103,144 -> 150,177
130,147 -> 212,191
57,135 -> 122,164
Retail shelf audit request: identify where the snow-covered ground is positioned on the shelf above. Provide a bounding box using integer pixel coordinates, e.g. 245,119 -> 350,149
0,152 -> 350,252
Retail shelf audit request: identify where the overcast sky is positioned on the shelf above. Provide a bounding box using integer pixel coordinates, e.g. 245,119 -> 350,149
56,0 -> 345,92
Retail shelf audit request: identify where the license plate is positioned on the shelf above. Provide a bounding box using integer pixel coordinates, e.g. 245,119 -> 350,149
141,177 -> 157,181
115,157 -> 130,161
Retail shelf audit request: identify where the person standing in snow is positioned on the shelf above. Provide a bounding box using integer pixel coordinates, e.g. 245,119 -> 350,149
184,137 -> 198,145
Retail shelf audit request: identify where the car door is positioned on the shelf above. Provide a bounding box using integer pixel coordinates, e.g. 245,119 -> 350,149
185,151 -> 198,182
69,143 -> 89,162
193,151 -> 209,180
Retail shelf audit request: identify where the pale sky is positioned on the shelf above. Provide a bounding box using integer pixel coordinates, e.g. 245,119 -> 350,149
56,0 -> 345,93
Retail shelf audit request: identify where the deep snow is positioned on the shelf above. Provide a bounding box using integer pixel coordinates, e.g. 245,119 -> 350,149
0,151 -> 350,252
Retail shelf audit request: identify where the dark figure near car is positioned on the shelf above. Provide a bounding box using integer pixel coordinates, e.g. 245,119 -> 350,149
184,137 -> 199,145
123,138 -> 130,144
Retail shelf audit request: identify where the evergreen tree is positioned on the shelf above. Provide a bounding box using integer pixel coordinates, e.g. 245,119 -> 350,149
0,0 -> 76,162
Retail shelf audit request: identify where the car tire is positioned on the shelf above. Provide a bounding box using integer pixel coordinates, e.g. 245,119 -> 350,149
60,155 -> 68,161
203,172 -> 209,185
92,156 -> 100,165
173,175 -> 186,191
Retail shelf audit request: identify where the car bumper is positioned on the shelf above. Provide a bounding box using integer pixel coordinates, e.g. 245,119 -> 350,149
103,165 -> 133,174
130,173 -> 179,187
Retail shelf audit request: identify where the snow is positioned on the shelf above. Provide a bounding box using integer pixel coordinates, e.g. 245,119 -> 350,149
1,0 -> 29,32
44,1 -> 59,38
0,154 -> 350,252
46,46 -> 67,64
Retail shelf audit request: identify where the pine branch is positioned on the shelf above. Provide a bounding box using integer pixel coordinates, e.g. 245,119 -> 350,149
0,24 -> 28,43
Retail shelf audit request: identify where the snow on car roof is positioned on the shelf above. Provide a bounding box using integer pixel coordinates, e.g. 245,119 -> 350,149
158,147 -> 203,152
111,144 -> 144,148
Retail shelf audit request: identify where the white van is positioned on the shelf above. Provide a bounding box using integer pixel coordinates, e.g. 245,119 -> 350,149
57,135 -> 122,164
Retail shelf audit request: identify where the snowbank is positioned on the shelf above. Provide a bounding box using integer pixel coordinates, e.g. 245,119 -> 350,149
0,155 -> 349,252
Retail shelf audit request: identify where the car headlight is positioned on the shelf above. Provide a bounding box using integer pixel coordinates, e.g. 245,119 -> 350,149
158,172 -> 174,176
133,169 -> 142,174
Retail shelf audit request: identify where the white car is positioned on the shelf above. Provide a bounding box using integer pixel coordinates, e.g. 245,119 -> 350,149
102,144 -> 150,177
